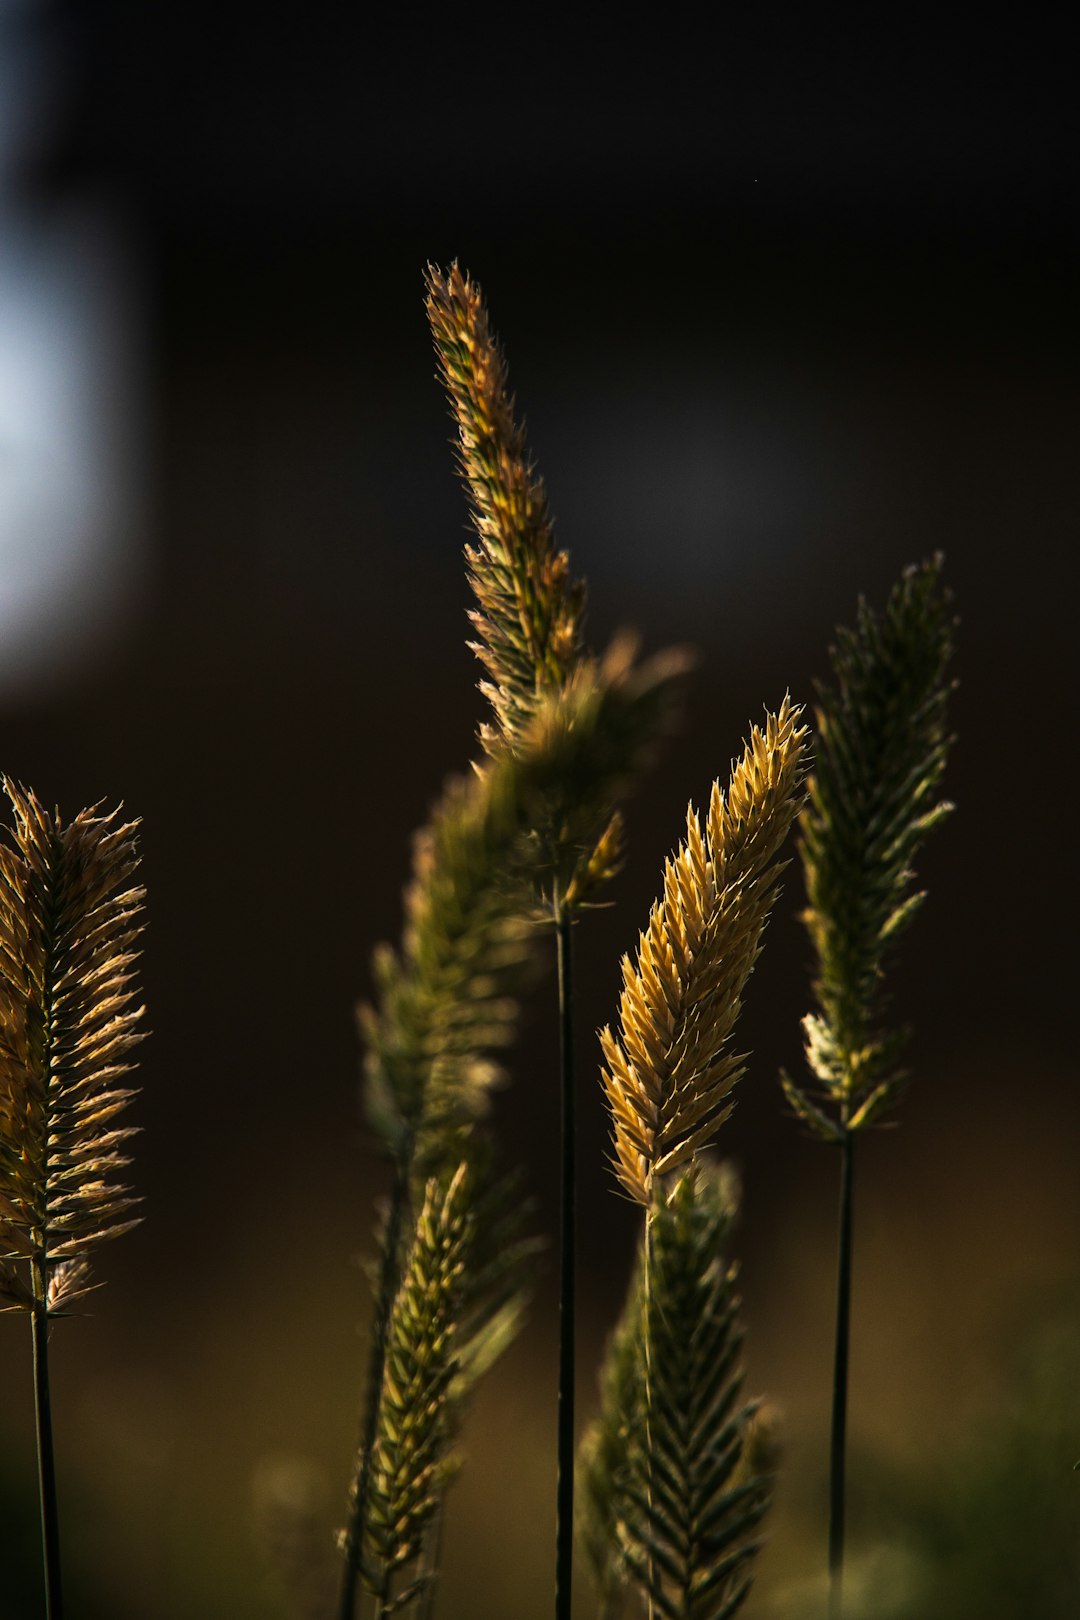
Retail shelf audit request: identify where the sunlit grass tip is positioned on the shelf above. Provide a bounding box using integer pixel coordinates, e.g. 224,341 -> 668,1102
600,696 -> 808,1205
0,778 -> 146,1312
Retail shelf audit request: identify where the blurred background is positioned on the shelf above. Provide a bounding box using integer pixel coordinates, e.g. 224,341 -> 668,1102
0,3 -> 1076,1615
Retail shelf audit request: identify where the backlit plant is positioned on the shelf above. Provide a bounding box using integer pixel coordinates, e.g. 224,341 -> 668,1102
0,267 -> 955,1620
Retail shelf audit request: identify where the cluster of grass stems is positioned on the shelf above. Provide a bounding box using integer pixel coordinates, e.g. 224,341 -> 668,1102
0,265 -> 954,1620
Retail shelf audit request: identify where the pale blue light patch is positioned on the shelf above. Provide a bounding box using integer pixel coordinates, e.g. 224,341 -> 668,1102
0,9 -> 144,694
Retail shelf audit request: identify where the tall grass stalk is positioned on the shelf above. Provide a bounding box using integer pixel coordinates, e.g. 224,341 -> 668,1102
554,893 -> 576,1620
781,557 -> 954,1617
828,1127 -> 854,1618
31,1257 -> 64,1620
640,1206 -> 656,1620
581,701 -> 806,1619
425,262 -> 687,1618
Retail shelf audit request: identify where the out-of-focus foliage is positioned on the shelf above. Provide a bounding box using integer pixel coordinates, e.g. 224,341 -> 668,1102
765,1305 -> 1080,1620
883,1311 -> 1080,1620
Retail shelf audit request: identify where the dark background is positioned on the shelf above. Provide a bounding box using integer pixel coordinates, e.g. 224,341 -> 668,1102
0,6 -> 1077,1616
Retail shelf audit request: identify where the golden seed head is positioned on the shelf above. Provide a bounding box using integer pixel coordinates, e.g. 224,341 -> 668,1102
0,779 -> 146,1308
601,698 -> 807,1203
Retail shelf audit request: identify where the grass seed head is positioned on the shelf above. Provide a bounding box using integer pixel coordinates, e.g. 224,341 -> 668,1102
0,779 -> 145,1311
601,697 -> 807,1203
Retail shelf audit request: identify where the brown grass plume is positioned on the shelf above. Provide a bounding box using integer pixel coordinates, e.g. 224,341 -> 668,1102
0,780 -> 145,1314
425,261 -> 587,756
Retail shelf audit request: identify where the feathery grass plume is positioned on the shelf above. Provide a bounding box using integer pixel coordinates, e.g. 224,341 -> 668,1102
360,1165 -> 471,1618
782,555 -> 955,1138
425,260 -> 587,756
579,1165 -> 773,1620
428,261 -> 696,1620
359,1159 -> 533,1618
425,263 -> 691,888
0,778 -> 145,1620
0,779 -> 145,1291
601,697 -> 808,1205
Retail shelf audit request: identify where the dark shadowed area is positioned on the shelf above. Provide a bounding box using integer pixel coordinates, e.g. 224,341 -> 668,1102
0,5 -> 1076,1617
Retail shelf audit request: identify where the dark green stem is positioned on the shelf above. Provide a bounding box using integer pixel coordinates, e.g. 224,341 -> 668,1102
554,897 -> 576,1620
415,1502 -> 445,1620
642,1204 -> 656,1620
828,1129 -> 855,1620
373,1566 -> 393,1620
31,1257 -> 64,1620
339,1154 -> 410,1620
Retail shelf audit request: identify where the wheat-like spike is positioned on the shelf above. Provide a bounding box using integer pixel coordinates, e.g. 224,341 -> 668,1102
784,556 -> 954,1133
360,1156 -> 532,1617
581,1166 -> 772,1620
361,1164 -> 472,1613
0,780 -> 145,1307
600,699 -> 807,1204
426,264 -> 692,918
425,261 -> 587,756
342,1142 -> 537,1612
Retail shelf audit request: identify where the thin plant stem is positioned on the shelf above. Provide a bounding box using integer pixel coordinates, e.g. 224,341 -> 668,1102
373,1566 -> 393,1620
554,894 -> 576,1620
642,1206 -> 656,1620
828,1128 -> 855,1620
31,1255 -> 64,1620
339,1154 -> 411,1620
416,1503 -> 445,1620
